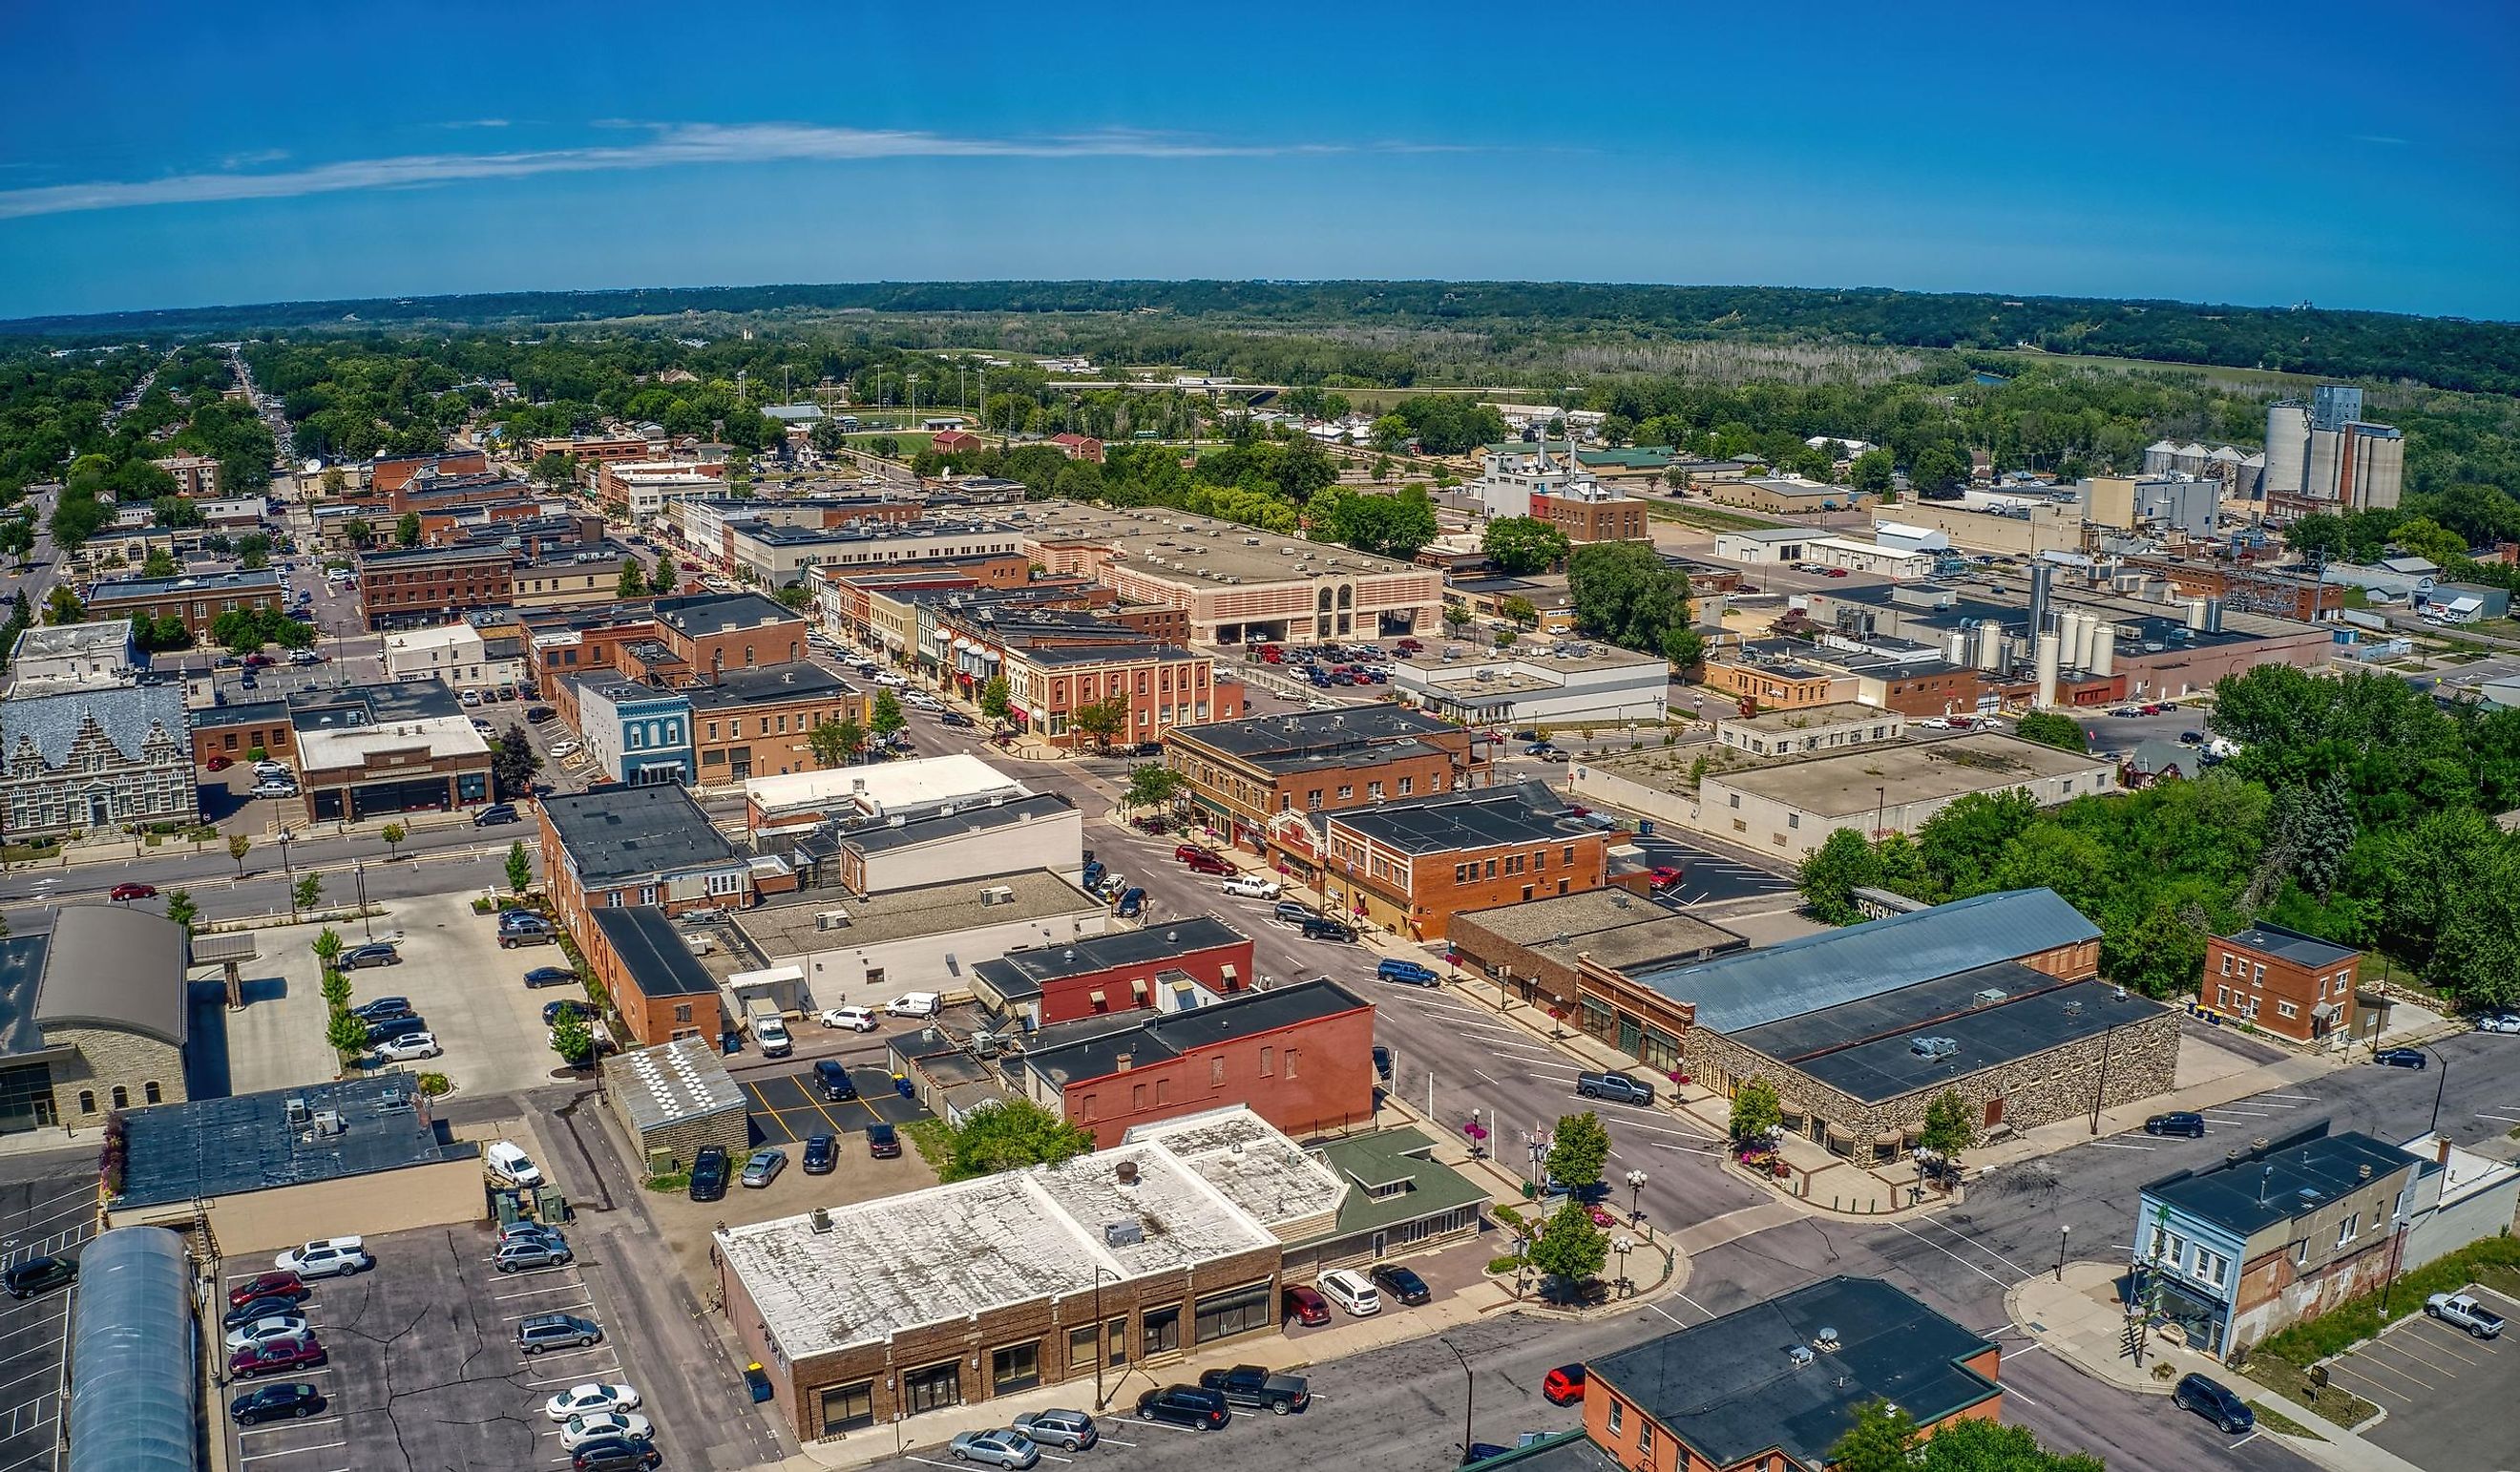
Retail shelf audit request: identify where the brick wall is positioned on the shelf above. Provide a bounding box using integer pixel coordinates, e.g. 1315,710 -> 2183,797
1065,1005 -> 1375,1146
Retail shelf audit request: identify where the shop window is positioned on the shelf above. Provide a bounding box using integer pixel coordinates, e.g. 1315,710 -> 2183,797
1067,1324 -> 1099,1377
1193,1281 -> 1272,1343
902,1360 -> 962,1415
1143,1304 -> 1181,1357
820,1381 -> 875,1434
990,1340 -> 1041,1395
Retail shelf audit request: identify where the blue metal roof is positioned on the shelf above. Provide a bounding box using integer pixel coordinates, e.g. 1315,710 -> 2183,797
68,1227 -> 196,1472
1626,889 -> 2100,1034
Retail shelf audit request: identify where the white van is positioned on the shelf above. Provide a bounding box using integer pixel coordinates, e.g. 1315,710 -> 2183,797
885,992 -> 942,1019
485,1141 -> 545,1189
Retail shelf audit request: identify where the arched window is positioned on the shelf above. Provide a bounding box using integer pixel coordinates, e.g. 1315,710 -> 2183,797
1337,585 -> 1354,610
1317,587 -> 1333,611
76,1091 -> 94,1115
144,1082 -> 162,1104
110,1086 -> 128,1110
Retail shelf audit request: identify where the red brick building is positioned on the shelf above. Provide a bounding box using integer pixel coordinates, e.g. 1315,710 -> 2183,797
527,434 -> 653,465
368,449 -> 489,496
1533,487 -> 1650,543
1321,788 -> 1610,941
968,915 -> 1252,1029
84,568 -> 284,639
1048,433 -> 1104,463
1166,706 -> 1488,863
588,905 -> 727,1046
1018,978 -> 1376,1146
356,545 -> 514,630
538,785 -> 756,956
2203,922 -> 2362,1043
929,430 -> 984,455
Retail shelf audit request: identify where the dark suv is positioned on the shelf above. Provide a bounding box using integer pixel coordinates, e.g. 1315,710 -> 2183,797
688,1146 -> 730,1202
815,1059 -> 858,1103
1197,1363 -> 1310,1416
1298,915 -> 1355,943
1135,1384 -> 1229,1430
572,1439 -> 661,1472
2174,1373 -> 2254,1434
2144,1111 -> 2207,1138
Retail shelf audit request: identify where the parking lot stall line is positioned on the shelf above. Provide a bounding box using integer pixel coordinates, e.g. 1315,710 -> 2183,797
515,1343 -> 613,1367
500,1297 -> 593,1321
494,1281 -> 592,1301
239,1442 -> 346,1464
2333,1355 -> 2436,1396
235,1417 -> 344,1439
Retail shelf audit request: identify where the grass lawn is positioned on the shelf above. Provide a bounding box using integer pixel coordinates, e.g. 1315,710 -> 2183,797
846,431 -> 934,459
2238,1356 -> 2373,1431
2243,1401 -> 2327,1441
1650,500 -> 1790,533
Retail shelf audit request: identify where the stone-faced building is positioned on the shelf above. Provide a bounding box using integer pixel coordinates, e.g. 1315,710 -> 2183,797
1592,890 -> 2175,1160
0,906 -> 189,1133
0,683 -> 198,839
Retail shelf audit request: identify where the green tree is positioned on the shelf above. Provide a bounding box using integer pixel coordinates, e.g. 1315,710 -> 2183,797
1499,595 -> 1540,627
236,534 -> 272,570
318,466 -> 347,498
2012,710 -> 2089,751
1067,696 -> 1129,752
1912,1419 -> 2105,1472
807,719 -> 852,768
341,516 -> 374,547
1920,1090 -> 1973,1160
1796,828 -> 1883,924
979,675 -> 1014,723
530,452 -> 578,490
291,873 -> 323,920
493,727 -> 542,799
320,967 -> 352,1013
1545,1111 -> 1611,1188
140,547 -> 178,578
394,511 -> 421,547
326,1009 -> 369,1062
1567,541 -> 1697,667
617,559 -> 646,599
1847,448 -> 1896,497
1481,516 -> 1571,576
1441,605 -> 1473,637
1910,442 -> 1969,496
653,554 -> 675,593
550,1012 -> 596,1067
227,832 -> 252,877
162,889 -> 198,935
311,927 -> 344,969
1915,789 -> 2038,899
0,519 -> 32,568
1729,1076 -> 1783,1146
869,690 -> 909,746
1827,1399 -> 1921,1472
1525,1200 -> 1609,1288
775,583 -> 812,611
830,715 -> 868,765
44,585 -> 84,626
505,840 -> 534,895
379,821 -> 406,860
929,1098 -> 1096,1182
1124,763 -> 1186,813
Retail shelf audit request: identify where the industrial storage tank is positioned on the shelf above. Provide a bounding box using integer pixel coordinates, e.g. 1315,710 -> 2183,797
1945,629 -> 1970,665
2186,598 -> 2208,631
1976,621 -> 2004,671
2035,632 -> 2062,709
2265,402 -> 2310,502
2091,623 -> 2115,678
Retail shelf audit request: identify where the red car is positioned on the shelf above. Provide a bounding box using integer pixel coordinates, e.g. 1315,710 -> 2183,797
1542,1364 -> 1586,1405
1182,852 -> 1230,875
1648,866 -> 1684,890
206,755 -> 234,772
1283,1284 -> 1332,1327
230,1333 -> 326,1378
242,653 -> 275,668
109,883 -> 158,902
227,1270 -> 308,1308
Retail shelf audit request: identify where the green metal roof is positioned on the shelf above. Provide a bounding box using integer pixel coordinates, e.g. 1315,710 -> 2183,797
1296,1126 -> 1490,1241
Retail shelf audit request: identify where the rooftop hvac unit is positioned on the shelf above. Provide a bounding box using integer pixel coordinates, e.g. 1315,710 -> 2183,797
981,886 -> 1015,906
809,1208 -> 833,1233
284,1097 -> 310,1127
1813,1326 -> 1840,1352
1907,1036 -> 1959,1059
311,1109 -> 346,1137
1787,1345 -> 1816,1368
1103,1219 -> 1145,1247
814,909 -> 852,931
1971,987 -> 2009,1007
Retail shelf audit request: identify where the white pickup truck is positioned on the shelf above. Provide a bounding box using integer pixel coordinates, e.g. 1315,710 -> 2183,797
2426,1292 -> 2507,1339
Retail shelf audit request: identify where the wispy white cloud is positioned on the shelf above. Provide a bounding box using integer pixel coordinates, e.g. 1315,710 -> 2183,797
0,121 -> 1387,221
438,118 -> 511,130
2352,134 -> 2409,146
220,148 -> 289,169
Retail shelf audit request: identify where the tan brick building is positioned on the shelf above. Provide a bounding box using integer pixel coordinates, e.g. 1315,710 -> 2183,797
0,907 -> 190,1134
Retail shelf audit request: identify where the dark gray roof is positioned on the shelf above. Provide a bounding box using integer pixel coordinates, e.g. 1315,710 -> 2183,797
1324,784 -> 1579,855
1176,706 -> 1460,765
87,567 -> 281,601
1587,1276 -> 1998,1468
683,662 -> 852,710
653,591 -> 803,639
544,784 -> 741,885
0,683 -> 186,767
1734,969 -> 2163,1104
66,1227 -> 195,1472
288,679 -> 464,725
34,906 -> 188,1046
192,698 -> 290,731
1021,978 -> 1369,1087
841,793 -> 1074,857
2144,1123 -> 2414,1237
1021,641 -> 1184,667
2220,922 -> 2359,969
591,907 -> 718,999
113,1072 -> 474,1209
0,937 -> 52,1057
1628,890 -> 2099,1033
971,915 -> 1247,1002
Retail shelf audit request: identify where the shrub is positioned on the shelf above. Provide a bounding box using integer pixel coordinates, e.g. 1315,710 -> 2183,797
1486,1254 -> 1526,1275
644,1171 -> 691,1193
2255,1236 -> 2520,1365
415,1072 -> 452,1097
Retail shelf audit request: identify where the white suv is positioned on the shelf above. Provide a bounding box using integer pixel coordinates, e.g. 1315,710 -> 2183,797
819,1006 -> 879,1032
1317,1268 -> 1380,1316
276,1236 -> 372,1279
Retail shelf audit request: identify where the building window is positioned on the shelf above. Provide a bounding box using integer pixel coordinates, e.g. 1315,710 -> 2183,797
902,1360 -> 963,1415
110,1086 -> 128,1110
1639,1423 -> 1655,1459
2338,1213 -> 2359,1247
1284,1049 -> 1297,1079
1131,1083 -> 1145,1111
1143,1304 -> 1182,1357
674,1004 -> 694,1023
1192,1282 -> 1272,1344
2277,1000 -> 2298,1019
991,1341 -> 1041,1394
1067,1324 -> 1099,1377
1209,1058 -> 1224,1086
77,1091 -> 94,1115
820,1381 -> 876,1434
1607,1401 -> 1623,1437
143,1082 -> 161,1104
1082,1094 -> 1096,1122
2220,954 -> 2233,977
1397,777 -> 1413,795
1259,1047 -> 1273,1077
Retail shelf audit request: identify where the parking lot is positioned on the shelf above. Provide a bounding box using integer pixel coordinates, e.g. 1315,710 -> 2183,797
0,1175 -> 95,1472
220,1222 -> 663,1472
203,891 -> 580,1100
740,1059 -> 932,1147
2327,1283 -> 2518,1472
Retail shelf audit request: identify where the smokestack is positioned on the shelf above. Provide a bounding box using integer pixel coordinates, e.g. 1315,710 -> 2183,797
2027,563 -> 2052,641
2035,631 -> 2061,710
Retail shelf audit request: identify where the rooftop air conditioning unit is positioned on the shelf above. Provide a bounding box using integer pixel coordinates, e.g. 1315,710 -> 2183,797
809,1208 -> 833,1233
814,909 -> 852,931
1787,1345 -> 1816,1368
312,1109 -> 346,1137
981,885 -> 1015,906
1971,987 -> 2008,1007
1813,1326 -> 1840,1351
1103,1219 -> 1145,1246
284,1097 -> 310,1127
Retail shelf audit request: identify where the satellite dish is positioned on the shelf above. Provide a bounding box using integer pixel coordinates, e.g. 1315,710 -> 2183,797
302,459 -> 323,475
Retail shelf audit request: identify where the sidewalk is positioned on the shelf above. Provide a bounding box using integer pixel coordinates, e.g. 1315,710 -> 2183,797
2010,1262 -> 2426,1472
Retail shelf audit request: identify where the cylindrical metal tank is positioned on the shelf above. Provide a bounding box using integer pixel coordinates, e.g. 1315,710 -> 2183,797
1945,629 -> 1969,665
2064,610 -> 2090,669
2204,597 -> 2224,635
2035,632 -> 2061,709
2186,598 -> 2208,631
1976,621 -> 2003,671
2091,624 -> 2115,678
2265,403 -> 2310,502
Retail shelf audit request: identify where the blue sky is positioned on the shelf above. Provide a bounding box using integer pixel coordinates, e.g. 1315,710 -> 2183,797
2,2 -> 2512,322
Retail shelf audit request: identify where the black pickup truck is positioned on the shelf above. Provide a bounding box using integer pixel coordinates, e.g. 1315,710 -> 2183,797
1197,1363 -> 1312,1416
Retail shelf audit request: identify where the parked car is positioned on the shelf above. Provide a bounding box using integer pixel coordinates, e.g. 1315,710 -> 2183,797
814,1059 -> 859,1103
1180,851 -> 1231,875
495,1238 -> 574,1273
1010,1408 -> 1100,1451
527,705 -> 556,723
820,1005 -> 879,1031
2476,1014 -> 2520,1035
2426,1293 -> 2507,1338
1199,1363 -> 1312,1415
1369,1264 -> 1432,1307
275,1237 -> 370,1278
2173,1373 -> 2255,1434
343,943 -> 400,969
947,1429 -> 1040,1468
866,1122 -> 902,1159
1299,916 -> 1356,943
549,740 -> 581,759
571,1439 -> 661,1472
1576,1070 -> 1655,1106
2,1257 -> 74,1300
230,1381 -> 326,1425
1373,1044 -> 1392,1081
229,1334 -> 326,1378
224,1293 -> 305,1330
109,882 -> 158,901
1283,1283 -> 1332,1326
374,1032 -> 441,1062
1222,874 -> 1282,899
206,755 -> 234,771
473,804 -> 520,827
2375,1047 -> 2428,1069
516,1313 -> 603,1355
1115,887 -> 1148,917
1271,900 -> 1318,926
1542,1364 -> 1586,1405
224,1314 -> 312,1351
741,1147 -> 787,1188
248,779 -> 298,799
1134,1384 -> 1231,1430
886,992 -> 942,1019
522,965 -> 578,990
543,999 -> 597,1027
1376,957 -> 1442,988
1646,866 -> 1683,890
560,1412 -> 653,1451
2145,1112 -> 2207,1138
365,1015 -> 429,1046
349,996 -> 412,1023
545,1383 -> 642,1421
227,1271 -> 307,1309
484,1140 -> 545,1188
688,1146 -> 730,1202
801,1135 -> 837,1174
1317,1267 -> 1381,1316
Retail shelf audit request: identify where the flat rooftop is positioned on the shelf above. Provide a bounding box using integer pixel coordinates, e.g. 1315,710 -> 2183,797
590,906 -> 719,999
114,1072 -> 473,1209
1326,784 -> 1584,855
604,1036 -> 746,1135
735,870 -> 1102,956
1449,891 -> 1745,977
982,502 -> 1424,590
746,753 -> 1026,817
1395,642 -> 1666,678
2146,1124 -> 2414,1236
971,915 -> 1246,1001
1708,731 -> 2110,817
295,715 -> 490,775
2220,922 -> 2359,969
1176,706 -> 1460,764
839,792 -> 1075,855
718,1107 -> 1334,1359
542,783 -> 742,885
1732,967 -> 2164,1103
88,568 -> 281,600
1720,701 -> 1890,734
682,662 -> 853,710
1023,978 -> 1364,1086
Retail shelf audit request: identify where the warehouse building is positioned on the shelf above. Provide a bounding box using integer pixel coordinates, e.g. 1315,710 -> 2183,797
605,1036 -> 748,1172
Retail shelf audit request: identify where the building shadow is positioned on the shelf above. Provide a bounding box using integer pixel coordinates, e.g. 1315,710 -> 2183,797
182,978 -> 236,1099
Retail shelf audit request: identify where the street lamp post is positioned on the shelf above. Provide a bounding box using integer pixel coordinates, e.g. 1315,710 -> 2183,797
1612,1234 -> 1634,1296
2056,1223 -> 2071,1281
277,830 -> 294,878
2426,1044 -> 2449,1135
1439,1338 -> 1473,1464
353,861 -> 372,941
1626,1168 -> 1648,1227
1527,1136 -> 1547,1191
1088,1266 -> 1122,1411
